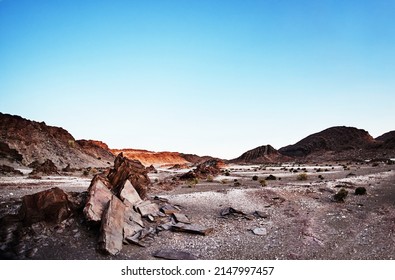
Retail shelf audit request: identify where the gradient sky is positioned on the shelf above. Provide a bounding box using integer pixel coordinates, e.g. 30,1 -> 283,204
1,0 -> 394,159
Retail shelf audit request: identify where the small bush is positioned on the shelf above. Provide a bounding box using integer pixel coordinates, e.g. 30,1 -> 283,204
225,171 -> 230,176
297,173 -> 308,181
206,175 -> 214,182
187,178 -> 199,187
334,188 -> 348,202
355,187 -> 367,195
252,175 -> 258,181
259,179 -> 267,187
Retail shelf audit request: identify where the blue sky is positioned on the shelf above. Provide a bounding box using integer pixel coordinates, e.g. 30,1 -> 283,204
1,0 -> 394,159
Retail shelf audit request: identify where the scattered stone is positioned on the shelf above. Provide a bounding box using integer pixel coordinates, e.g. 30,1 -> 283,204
83,175 -> 113,222
123,205 -> 144,239
355,187 -> 367,195
98,196 -> 125,256
254,211 -> 270,219
147,215 -> 155,222
30,159 -> 58,175
333,188 -> 348,202
119,180 -> 143,205
220,207 -> 246,216
252,227 -> 267,236
172,223 -> 213,236
172,213 -> 190,224
153,196 -> 169,203
160,204 -> 179,215
153,249 -> 197,260
19,187 -> 72,225
146,165 -> 157,173
0,165 -> 23,176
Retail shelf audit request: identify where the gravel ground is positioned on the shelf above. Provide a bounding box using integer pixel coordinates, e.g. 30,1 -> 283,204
1,163 -> 394,260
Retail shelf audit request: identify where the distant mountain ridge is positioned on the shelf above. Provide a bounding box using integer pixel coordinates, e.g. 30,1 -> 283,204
111,148 -> 213,166
1,113 -> 394,167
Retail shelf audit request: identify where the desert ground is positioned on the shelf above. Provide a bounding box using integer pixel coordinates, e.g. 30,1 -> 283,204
1,162 -> 394,260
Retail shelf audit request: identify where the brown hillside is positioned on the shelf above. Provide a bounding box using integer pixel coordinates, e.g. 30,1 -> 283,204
0,113 -> 113,168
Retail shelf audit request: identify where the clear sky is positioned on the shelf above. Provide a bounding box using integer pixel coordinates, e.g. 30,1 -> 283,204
1,0 -> 394,159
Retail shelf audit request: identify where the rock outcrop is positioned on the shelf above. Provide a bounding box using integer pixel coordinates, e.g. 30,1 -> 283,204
30,159 -> 59,175
0,112 -> 114,168
180,159 -> 225,180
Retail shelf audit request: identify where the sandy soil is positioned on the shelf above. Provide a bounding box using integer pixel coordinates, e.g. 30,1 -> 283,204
1,163 -> 394,260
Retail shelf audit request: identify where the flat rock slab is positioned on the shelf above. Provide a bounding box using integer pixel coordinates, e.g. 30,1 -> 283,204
125,205 -> 144,227
252,227 -> 267,236
99,196 -> 125,255
136,201 -> 159,217
120,180 -> 143,205
172,213 -> 190,224
154,249 -> 197,260
83,176 -> 113,222
172,223 -> 213,236
220,207 -> 246,216
160,204 -> 180,215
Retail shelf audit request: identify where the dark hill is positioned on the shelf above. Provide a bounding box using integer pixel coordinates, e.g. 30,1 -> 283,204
232,145 -> 291,164
279,126 -> 379,161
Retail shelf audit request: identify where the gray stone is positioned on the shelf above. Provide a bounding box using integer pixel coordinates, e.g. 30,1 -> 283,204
98,196 -> 125,255
172,213 -> 190,224
154,249 -> 197,260
252,227 -> 267,236
119,180 -> 143,205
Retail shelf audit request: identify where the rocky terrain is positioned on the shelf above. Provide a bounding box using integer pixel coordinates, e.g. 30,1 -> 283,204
0,159 -> 394,260
1,113 -> 395,260
0,113 -> 114,169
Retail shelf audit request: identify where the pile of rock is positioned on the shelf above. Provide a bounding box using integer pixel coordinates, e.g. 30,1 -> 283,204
84,153 -> 212,255
0,164 -> 23,176
29,159 -> 59,175
180,159 -> 224,180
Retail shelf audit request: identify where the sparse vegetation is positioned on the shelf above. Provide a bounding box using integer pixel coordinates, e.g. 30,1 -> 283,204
297,173 -> 308,181
259,179 -> 267,187
333,188 -> 348,202
207,175 -> 214,182
187,178 -> 199,188
355,187 -> 367,195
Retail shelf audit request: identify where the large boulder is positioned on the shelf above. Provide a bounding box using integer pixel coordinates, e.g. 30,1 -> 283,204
108,153 -> 150,199
83,175 -> 113,222
30,159 -> 58,175
19,187 -> 72,225
98,196 -> 125,255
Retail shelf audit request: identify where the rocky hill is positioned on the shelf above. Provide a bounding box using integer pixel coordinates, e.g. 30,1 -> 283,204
278,126 -> 392,161
376,131 -> 395,150
111,148 -> 212,167
231,145 -> 291,164
0,113 -> 114,168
